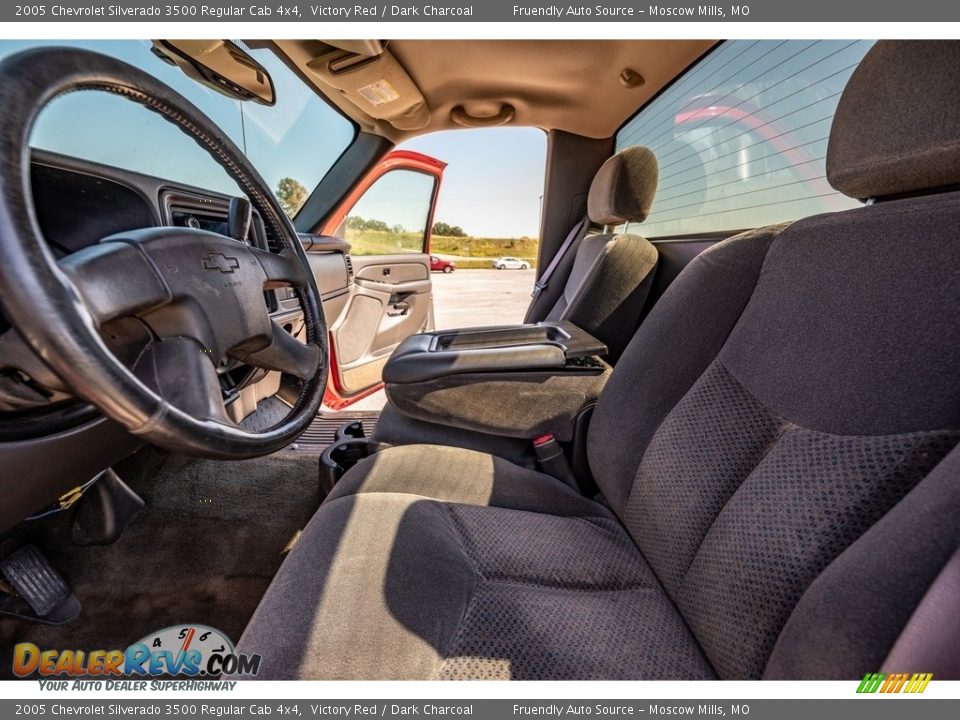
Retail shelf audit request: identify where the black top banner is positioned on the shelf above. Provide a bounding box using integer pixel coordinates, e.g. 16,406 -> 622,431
4,0 -> 960,22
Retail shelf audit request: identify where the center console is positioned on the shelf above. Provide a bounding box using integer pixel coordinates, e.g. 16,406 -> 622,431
381,321 -> 611,443
318,321 -> 611,493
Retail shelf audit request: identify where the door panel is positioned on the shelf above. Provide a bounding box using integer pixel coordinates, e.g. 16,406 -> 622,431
332,254 -> 433,394
320,150 -> 446,404
355,260 -> 429,284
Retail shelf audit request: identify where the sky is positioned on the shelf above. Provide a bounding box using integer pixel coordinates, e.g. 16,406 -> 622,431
401,128 -> 547,238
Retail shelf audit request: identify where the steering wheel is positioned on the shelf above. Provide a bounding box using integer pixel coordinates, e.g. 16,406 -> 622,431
0,48 -> 328,459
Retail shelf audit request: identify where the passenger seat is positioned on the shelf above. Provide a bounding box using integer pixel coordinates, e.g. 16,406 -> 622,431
369,147 -> 660,463
525,145 -> 659,362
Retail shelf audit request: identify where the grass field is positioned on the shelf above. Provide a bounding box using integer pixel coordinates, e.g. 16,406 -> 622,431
345,229 -> 538,268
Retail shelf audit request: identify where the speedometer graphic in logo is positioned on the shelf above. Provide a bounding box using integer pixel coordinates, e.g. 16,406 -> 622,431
134,624 -> 234,676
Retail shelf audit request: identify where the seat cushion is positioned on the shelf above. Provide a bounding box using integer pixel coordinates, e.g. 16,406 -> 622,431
328,443 -> 602,518
235,486 -> 714,679
370,402 -> 538,468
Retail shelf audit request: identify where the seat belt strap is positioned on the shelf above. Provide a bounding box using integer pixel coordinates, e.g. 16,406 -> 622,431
530,214 -> 589,300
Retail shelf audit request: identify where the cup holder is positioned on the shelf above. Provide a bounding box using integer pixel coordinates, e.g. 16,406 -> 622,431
319,422 -> 373,495
335,421 -> 366,441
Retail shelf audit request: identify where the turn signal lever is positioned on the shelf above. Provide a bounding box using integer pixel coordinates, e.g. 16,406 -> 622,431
227,196 -> 252,242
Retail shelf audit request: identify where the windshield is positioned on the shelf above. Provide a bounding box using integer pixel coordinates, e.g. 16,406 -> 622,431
0,40 -> 355,217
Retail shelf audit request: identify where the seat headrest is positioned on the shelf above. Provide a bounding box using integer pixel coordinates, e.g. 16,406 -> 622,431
587,146 -> 658,226
827,41 -> 960,200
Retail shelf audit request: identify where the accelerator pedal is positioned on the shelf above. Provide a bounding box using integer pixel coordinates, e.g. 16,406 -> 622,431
0,544 -> 81,624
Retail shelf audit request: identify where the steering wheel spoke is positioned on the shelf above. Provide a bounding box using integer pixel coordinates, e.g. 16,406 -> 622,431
133,337 -> 232,425
239,322 -> 321,380
59,241 -> 170,326
250,246 -> 310,289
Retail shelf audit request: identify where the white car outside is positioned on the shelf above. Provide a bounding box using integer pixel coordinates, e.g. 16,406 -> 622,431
492,256 -> 530,270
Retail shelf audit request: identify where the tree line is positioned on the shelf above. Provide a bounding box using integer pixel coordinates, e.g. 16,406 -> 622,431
276,176 -> 467,237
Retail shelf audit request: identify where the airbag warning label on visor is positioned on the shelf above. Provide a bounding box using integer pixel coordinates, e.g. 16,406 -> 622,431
358,80 -> 400,107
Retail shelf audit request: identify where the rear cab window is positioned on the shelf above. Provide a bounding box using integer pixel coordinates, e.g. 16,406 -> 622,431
616,40 -> 875,238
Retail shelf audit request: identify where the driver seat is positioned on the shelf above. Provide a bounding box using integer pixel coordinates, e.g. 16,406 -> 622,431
235,41 -> 960,680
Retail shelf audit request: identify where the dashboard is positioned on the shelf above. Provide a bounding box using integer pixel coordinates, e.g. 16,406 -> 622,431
0,149 -> 353,532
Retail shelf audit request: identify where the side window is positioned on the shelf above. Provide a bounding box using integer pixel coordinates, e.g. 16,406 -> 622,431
616,40 -> 875,237
342,169 -> 436,255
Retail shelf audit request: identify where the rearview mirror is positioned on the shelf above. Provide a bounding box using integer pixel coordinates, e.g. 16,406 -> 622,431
151,40 -> 276,106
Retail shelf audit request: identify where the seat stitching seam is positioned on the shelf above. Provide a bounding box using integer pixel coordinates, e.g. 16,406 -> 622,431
478,577 -> 656,593
441,503 -> 625,559
621,223 -> 786,515
325,490 -> 607,518
718,360 -> 960,438
431,505 -> 484,676
431,591 -> 481,676
442,498 -> 615,523
792,195 -> 960,226
672,360 -> 794,590
440,504 -> 483,576
836,143 -> 960,175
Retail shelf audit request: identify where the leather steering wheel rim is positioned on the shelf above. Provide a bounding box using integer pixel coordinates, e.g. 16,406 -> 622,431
0,47 -> 328,459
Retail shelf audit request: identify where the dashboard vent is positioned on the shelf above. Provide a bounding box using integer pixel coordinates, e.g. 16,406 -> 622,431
161,190 -> 270,251
344,254 -> 354,279
264,229 -> 284,254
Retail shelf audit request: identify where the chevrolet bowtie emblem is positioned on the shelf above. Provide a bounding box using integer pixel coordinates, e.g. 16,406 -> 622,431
202,252 -> 240,274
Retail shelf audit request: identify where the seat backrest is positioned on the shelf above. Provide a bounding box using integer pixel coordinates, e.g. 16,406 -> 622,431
530,146 -> 659,361
588,40 -> 960,679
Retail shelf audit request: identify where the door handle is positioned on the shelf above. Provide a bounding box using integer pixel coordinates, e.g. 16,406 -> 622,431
387,302 -> 410,317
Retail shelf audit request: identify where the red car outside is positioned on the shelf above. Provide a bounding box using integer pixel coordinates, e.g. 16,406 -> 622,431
430,255 -> 456,273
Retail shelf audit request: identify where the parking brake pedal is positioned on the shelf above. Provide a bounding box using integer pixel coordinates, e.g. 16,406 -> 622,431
0,545 -> 81,624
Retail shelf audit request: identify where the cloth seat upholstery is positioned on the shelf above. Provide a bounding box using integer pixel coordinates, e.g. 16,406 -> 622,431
235,41 -> 960,680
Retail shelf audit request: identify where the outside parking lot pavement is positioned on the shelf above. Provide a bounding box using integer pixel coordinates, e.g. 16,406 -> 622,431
432,268 -> 535,328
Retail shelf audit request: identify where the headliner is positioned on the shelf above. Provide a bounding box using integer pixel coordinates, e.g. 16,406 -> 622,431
275,40 -> 716,142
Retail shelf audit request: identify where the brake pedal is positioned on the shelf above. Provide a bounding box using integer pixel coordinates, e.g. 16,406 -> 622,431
0,545 -> 81,624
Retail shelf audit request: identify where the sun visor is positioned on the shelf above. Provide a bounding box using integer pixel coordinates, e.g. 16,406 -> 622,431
306,47 -> 430,132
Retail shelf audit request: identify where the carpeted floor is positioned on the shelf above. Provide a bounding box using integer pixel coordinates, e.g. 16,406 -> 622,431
0,444 -> 321,678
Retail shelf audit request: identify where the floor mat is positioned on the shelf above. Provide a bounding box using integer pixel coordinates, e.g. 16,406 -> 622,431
0,446 -> 321,679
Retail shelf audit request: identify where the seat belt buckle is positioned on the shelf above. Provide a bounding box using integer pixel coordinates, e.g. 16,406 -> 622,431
532,434 -> 578,489
530,281 -> 546,299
